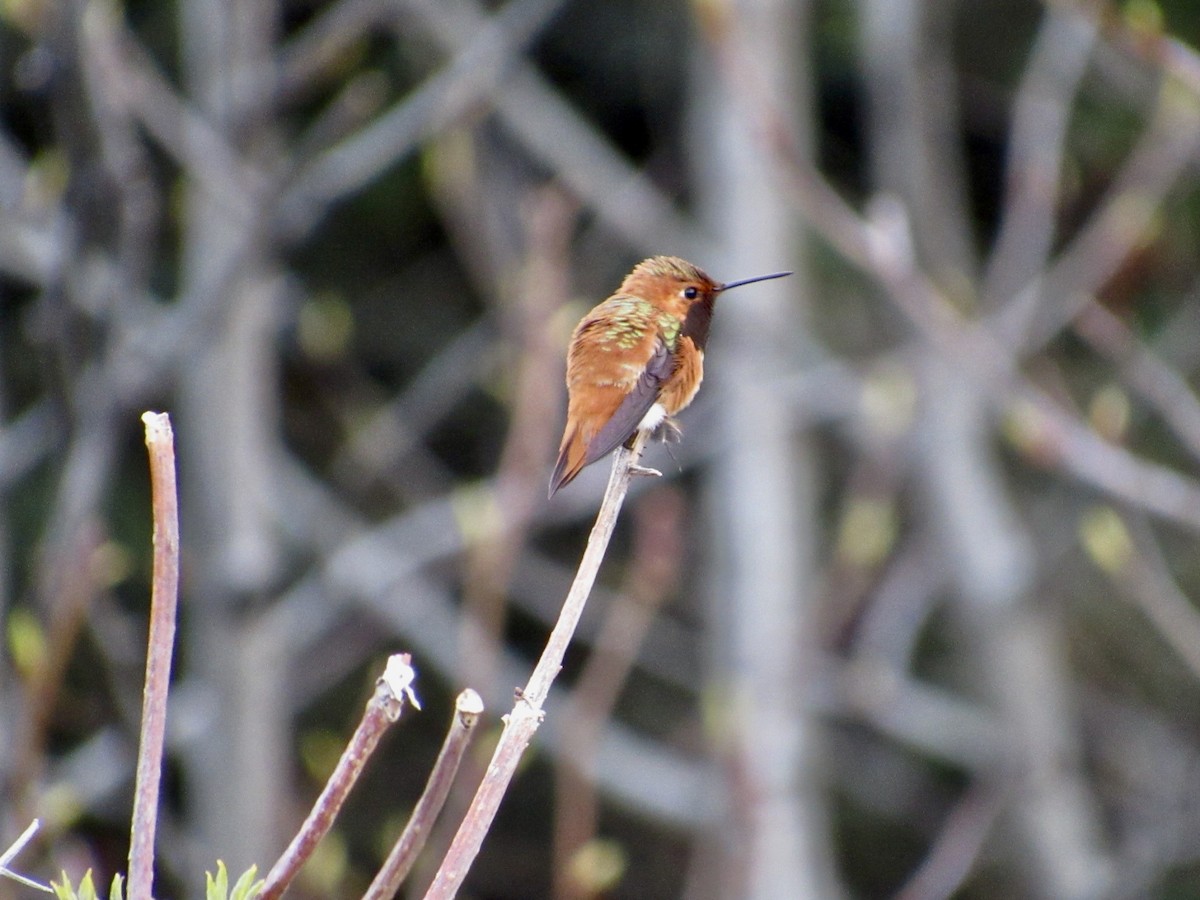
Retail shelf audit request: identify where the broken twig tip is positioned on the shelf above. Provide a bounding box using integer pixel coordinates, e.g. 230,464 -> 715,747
456,688 -> 485,717
378,653 -> 421,712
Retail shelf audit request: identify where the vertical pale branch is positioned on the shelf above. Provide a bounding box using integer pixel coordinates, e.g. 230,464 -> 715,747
259,654 -> 419,900
694,1 -> 837,898
176,0 -> 285,873
423,434 -> 651,899
128,411 -> 181,900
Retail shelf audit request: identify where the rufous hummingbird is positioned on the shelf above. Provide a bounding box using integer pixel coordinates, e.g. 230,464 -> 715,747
549,256 -> 791,496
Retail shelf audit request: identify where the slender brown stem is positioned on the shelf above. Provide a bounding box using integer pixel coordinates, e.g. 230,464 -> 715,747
552,487 -> 683,899
128,412 -> 181,900
260,654 -> 419,900
364,689 -> 485,900
422,434 -> 650,899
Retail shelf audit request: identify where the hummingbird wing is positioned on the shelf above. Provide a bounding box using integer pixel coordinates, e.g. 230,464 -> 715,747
549,334 -> 673,496
550,298 -> 678,496
582,334 -> 673,467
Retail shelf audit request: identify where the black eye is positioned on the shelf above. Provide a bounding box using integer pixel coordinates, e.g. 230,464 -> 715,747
683,286 -> 698,299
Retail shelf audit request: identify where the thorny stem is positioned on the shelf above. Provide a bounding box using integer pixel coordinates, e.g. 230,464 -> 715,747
260,654 -> 420,900
364,690 -> 485,900
422,433 -> 650,899
128,412 -> 181,900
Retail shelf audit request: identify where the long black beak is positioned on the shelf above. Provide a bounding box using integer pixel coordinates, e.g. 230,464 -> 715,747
718,270 -> 793,292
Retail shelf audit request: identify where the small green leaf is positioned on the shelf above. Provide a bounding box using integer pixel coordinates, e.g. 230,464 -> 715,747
206,861 -> 229,900
205,861 -> 261,900
51,873 -> 75,900
51,870 -> 124,900
229,865 -> 264,900
77,871 -> 98,900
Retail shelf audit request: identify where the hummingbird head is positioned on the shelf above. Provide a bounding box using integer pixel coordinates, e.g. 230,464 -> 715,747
621,256 -> 722,311
620,256 -> 793,349
623,255 -> 793,306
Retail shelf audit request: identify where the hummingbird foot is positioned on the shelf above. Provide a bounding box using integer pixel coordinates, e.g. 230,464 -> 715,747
655,417 -> 682,443
627,464 -> 663,479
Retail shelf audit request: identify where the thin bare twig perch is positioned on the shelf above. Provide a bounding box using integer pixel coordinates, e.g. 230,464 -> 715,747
365,689 -> 485,899
552,487 -> 684,899
423,432 -> 653,898
260,653 -> 420,900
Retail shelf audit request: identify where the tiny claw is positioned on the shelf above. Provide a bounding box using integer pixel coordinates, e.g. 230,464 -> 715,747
628,464 -> 663,479
655,417 -> 682,444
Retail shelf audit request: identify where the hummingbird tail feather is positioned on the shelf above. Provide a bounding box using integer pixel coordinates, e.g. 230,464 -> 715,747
548,429 -> 587,497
